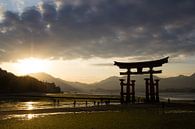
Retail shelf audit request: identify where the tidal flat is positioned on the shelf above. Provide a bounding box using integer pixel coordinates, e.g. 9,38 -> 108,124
0,103 -> 195,129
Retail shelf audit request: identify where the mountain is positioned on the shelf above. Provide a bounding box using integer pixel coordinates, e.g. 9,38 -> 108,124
29,73 -> 79,92
160,74 -> 195,91
29,72 -> 195,94
91,74 -> 195,93
0,68 -> 60,93
90,75 -> 159,93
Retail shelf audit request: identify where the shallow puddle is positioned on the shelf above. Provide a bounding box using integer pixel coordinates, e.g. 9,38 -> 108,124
0,101 -> 120,111
1,110 -> 119,120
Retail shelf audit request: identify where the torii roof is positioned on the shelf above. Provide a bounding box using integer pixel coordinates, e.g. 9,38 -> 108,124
114,57 -> 169,69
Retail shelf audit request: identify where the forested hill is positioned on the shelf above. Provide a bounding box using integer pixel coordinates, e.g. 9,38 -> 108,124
0,68 -> 60,93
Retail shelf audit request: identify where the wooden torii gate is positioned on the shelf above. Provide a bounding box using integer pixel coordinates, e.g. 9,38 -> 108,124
114,57 -> 169,104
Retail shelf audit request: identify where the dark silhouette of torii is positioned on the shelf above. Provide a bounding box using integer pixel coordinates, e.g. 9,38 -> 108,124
114,57 -> 169,104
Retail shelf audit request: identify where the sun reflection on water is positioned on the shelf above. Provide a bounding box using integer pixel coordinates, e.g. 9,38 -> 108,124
26,114 -> 35,120
2,111 -> 119,120
25,102 -> 34,110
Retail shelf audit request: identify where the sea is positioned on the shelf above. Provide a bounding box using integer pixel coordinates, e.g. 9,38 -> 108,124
0,92 -> 194,120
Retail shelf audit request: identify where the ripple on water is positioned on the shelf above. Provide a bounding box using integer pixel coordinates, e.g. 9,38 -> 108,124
1,112 -> 74,120
0,101 -> 120,111
1,110 -> 119,120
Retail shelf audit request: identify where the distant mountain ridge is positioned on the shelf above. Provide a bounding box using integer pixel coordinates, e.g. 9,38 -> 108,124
29,72 -> 195,93
0,68 -> 60,93
29,73 -> 78,92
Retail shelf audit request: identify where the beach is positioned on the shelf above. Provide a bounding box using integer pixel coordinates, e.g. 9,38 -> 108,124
1,102 -> 195,129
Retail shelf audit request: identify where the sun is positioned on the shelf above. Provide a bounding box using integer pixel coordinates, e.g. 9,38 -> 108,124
15,58 -> 50,75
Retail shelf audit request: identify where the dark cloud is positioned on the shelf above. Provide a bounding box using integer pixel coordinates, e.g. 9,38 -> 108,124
0,0 -> 195,62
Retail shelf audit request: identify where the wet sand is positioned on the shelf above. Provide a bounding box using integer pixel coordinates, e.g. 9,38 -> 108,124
1,102 -> 195,116
1,102 -> 195,129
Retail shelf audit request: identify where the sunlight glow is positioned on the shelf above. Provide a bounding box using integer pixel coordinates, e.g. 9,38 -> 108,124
0,5 -> 5,22
25,101 -> 34,110
15,58 -> 50,75
55,0 -> 62,10
26,114 -> 35,120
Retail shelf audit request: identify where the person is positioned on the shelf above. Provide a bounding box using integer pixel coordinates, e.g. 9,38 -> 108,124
168,98 -> 170,104
73,100 -> 76,108
53,99 -> 56,106
97,101 -> 100,106
137,97 -> 140,103
85,101 -> 88,107
57,99 -> 60,106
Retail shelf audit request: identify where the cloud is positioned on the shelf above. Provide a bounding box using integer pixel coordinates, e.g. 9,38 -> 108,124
0,5 -> 5,22
14,0 -> 25,13
91,63 -> 113,67
0,0 -> 195,62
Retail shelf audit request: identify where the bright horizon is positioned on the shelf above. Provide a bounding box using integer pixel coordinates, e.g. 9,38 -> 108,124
1,57 -> 195,84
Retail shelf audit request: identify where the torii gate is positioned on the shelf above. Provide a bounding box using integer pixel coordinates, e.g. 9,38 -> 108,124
114,57 -> 169,104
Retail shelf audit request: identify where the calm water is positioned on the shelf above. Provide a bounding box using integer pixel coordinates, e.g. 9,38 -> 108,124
0,100 -> 119,120
0,92 -> 194,120
135,92 -> 195,100
160,92 -> 195,100
1,111 -> 120,120
0,101 -> 100,111
0,92 -> 194,112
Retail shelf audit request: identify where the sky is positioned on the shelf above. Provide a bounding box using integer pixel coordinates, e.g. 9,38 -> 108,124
0,0 -> 195,83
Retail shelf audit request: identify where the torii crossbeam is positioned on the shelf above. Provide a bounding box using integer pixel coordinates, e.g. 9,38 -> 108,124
114,57 -> 169,104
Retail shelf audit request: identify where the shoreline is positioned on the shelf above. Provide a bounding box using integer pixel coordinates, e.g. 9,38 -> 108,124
0,105 -> 120,115
1,103 -> 195,129
1,102 -> 195,116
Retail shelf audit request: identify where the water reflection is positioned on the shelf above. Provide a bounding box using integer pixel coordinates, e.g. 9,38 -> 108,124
25,102 -> 34,110
2,111 -> 119,120
2,114 -> 38,120
0,101 -> 119,111
26,114 -> 34,120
